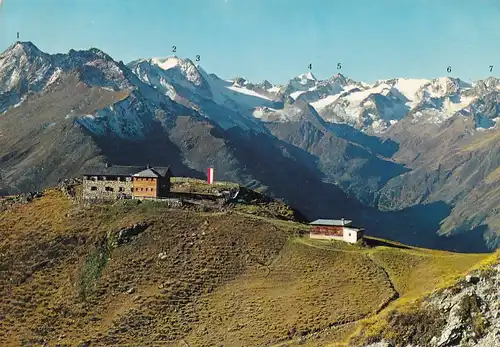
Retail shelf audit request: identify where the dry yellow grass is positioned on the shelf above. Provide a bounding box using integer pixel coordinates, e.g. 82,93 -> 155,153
368,247 -> 490,300
0,189 -> 496,347
461,129 -> 500,152
183,239 -> 395,346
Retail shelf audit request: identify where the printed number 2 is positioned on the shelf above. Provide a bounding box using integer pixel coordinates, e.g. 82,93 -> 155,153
490,65 -> 494,72
172,46 -> 176,53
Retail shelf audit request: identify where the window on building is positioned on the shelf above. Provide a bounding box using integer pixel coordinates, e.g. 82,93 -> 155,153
131,188 -> 133,192
349,232 -> 351,236
105,186 -> 114,192
119,187 -> 124,192
92,176 -> 98,181
90,186 -> 97,191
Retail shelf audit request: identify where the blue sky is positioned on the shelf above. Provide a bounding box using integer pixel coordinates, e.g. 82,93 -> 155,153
1,0 -> 500,84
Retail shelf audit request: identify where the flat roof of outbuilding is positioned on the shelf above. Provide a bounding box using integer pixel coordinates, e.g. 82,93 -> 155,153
310,219 -> 353,226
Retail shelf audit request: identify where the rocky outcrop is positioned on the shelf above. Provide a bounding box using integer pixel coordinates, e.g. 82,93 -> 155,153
109,222 -> 151,248
0,191 -> 43,212
365,262 -> 500,347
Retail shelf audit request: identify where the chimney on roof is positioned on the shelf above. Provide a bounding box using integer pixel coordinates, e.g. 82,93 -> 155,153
341,218 -> 344,226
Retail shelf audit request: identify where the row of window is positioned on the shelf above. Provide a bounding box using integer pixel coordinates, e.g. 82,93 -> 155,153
135,187 -> 155,192
89,186 -> 156,193
86,176 -> 132,182
85,177 -> 158,182
135,178 -> 156,182
90,186 -> 132,192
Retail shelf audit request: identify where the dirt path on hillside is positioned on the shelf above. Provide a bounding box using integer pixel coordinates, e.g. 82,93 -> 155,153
283,237 -> 401,347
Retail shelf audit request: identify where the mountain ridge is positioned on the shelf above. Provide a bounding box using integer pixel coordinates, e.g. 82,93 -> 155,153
0,41 -> 499,250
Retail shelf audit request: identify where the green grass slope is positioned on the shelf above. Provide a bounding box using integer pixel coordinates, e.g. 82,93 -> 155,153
0,181 -> 496,347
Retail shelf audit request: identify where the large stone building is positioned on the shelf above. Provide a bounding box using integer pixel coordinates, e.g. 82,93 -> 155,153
82,164 -> 173,200
309,218 -> 364,243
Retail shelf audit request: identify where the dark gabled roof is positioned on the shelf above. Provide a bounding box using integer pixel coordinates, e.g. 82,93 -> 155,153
83,165 -> 146,177
310,219 -> 352,226
83,165 -> 172,178
133,169 -> 160,178
150,166 -> 172,177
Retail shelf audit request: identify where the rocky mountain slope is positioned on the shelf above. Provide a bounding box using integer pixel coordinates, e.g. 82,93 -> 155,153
362,261 -> 500,347
127,51 -> 500,250
0,186 -> 496,346
0,41 -> 499,250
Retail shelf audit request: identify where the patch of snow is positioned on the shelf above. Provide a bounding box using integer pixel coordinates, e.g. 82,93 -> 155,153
198,66 -> 273,111
151,56 -> 181,71
46,68 -> 62,86
393,78 -> 429,101
8,98 -> 26,110
252,106 -> 303,122
310,93 -> 342,109
226,85 -> 272,101
297,72 -> 316,81
290,91 -> 306,99
268,86 -> 280,93
345,83 -> 392,104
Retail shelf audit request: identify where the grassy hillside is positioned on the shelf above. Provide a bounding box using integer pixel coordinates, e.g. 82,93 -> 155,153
0,182 -> 497,347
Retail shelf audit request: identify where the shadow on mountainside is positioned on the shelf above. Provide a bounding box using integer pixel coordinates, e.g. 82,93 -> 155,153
327,123 -> 400,157
266,120 -> 410,206
88,127 -> 205,179
222,128 -> 490,253
358,202 -> 490,253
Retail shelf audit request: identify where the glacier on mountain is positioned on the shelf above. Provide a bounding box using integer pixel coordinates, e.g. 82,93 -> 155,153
2,41 -> 500,136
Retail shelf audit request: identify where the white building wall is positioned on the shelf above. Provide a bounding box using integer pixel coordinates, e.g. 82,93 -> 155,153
309,233 -> 344,241
342,227 -> 361,243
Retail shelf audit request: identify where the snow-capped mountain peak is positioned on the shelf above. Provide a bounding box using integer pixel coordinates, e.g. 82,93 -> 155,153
297,71 -> 316,82
150,56 -> 182,71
